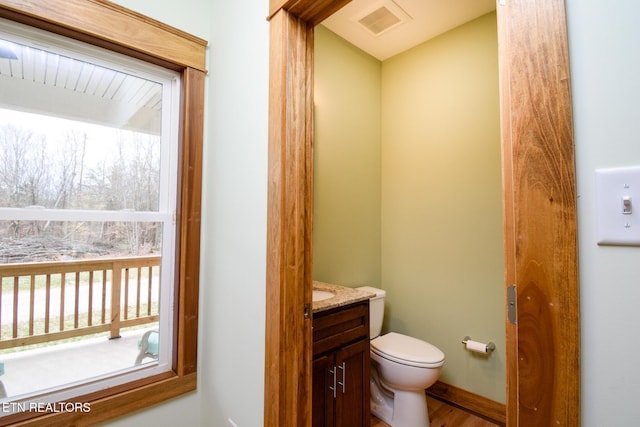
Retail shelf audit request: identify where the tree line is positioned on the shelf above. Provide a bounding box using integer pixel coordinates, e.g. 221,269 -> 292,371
0,122 -> 162,260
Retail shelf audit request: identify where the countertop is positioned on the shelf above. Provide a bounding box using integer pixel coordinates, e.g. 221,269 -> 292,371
312,281 -> 374,313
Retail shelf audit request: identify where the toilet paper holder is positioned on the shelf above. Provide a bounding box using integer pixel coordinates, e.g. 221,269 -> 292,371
462,336 -> 495,353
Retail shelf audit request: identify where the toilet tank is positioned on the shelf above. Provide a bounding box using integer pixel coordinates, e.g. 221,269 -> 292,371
356,286 -> 386,339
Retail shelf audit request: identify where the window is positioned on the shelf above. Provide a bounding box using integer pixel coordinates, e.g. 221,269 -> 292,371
0,1 -> 205,424
0,18 -> 179,406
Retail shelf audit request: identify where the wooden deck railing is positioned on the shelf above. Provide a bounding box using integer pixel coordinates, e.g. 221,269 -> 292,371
0,255 -> 160,350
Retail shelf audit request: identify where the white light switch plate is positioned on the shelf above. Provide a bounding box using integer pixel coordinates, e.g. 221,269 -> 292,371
596,166 -> 640,246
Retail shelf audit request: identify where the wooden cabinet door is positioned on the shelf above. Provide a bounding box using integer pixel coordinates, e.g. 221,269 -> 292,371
334,339 -> 370,427
313,353 -> 335,427
312,300 -> 371,426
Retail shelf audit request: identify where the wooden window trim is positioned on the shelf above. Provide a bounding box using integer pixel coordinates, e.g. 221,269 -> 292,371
0,0 -> 206,71
0,1 -> 206,425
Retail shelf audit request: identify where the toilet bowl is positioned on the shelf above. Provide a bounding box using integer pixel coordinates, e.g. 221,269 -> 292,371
370,332 -> 444,427
357,286 -> 445,427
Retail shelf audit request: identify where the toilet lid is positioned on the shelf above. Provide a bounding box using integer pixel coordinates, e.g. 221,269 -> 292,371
371,332 -> 445,368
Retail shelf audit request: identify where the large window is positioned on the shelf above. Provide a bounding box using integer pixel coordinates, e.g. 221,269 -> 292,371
0,1 -> 205,424
0,18 -> 179,409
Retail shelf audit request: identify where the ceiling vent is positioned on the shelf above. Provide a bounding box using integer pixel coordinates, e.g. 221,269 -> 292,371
354,0 -> 411,37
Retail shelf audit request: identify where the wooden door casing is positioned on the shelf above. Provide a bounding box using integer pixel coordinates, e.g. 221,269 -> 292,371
497,0 -> 580,425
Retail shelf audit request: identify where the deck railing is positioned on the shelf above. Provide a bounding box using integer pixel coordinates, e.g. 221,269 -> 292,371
0,255 -> 160,350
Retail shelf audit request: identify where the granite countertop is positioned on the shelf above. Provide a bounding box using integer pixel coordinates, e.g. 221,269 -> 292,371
312,281 -> 374,313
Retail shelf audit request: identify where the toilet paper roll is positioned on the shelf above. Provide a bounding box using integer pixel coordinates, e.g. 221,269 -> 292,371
465,339 -> 488,354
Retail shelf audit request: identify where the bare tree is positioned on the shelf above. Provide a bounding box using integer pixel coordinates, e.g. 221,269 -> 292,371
0,120 -> 162,260
0,124 -> 32,206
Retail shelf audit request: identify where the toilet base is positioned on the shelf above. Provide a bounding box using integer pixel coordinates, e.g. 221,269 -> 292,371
370,370 -> 394,423
371,368 -> 430,427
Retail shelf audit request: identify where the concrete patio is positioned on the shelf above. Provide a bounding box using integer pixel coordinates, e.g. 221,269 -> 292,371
0,327 -> 156,399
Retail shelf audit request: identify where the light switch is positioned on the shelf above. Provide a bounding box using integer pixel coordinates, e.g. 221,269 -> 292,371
596,166 -> 640,246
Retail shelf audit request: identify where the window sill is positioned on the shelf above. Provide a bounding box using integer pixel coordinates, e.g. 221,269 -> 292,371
0,372 -> 197,426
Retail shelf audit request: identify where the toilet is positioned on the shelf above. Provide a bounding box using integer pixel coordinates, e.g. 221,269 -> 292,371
357,286 -> 445,427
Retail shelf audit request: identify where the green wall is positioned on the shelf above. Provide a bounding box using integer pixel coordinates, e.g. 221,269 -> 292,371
381,12 -> 504,403
313,25 -> 382,286
314,12 -> 505,403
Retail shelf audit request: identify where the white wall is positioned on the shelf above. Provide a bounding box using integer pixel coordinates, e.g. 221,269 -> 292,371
201,1 -> 268,425
103,0 -> 269,426
566,0 -> 640,425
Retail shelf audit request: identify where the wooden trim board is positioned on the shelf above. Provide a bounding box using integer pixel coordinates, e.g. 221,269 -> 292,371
0,0 -> 207,71
427,380 -> 506,426
264,8 -> 315,427
497,1 -> 579,425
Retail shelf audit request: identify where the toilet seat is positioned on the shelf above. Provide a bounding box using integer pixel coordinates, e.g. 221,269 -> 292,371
371,332 -> 444,368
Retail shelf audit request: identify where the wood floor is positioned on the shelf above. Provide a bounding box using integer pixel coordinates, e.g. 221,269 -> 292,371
371,395 -> 501,427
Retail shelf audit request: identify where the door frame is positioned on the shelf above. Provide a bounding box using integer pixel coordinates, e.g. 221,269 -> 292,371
264,0 -> 580,425
497,1 -> 580,425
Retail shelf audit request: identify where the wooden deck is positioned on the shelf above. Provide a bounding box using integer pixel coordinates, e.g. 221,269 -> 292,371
0,256 -> 160,350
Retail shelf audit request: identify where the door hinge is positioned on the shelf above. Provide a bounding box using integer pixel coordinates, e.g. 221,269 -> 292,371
507,285 -> 517,325
304,303 -> 311,319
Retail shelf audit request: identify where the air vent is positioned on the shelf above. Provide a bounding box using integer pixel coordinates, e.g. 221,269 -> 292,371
354,0 -> 411,37
358,7 -> 401,35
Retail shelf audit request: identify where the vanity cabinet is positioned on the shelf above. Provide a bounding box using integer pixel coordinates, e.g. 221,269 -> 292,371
312,300 -> 370,427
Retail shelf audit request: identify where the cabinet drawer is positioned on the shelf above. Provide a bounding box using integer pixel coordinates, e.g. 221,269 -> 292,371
313,300 -> 369,356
